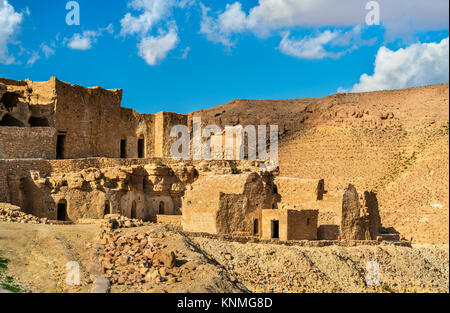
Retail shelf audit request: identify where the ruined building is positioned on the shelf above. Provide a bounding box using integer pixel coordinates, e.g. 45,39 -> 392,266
0,77 -> 388,242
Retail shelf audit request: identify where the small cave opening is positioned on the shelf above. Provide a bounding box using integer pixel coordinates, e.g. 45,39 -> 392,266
0,114 -> 25,127
29,116 -> 49,127
1,92 -> 20,111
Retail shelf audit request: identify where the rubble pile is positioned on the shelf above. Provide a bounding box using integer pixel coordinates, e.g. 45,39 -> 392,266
0,206 -> 50,224
100,215 -> 147,231
98,230 -> 196,289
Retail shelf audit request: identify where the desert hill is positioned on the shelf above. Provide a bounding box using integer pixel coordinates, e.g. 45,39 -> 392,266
189,84 -> 450,244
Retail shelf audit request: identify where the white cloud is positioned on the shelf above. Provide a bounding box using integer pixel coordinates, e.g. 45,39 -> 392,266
278,26 -> 376,60
65,24 -> 113,50
248,0 -> 448,36
343,37 -> 449,92
199,2 -> 247,47
120,0 -> 191,65
138,28 -> 179,65
0,0 -> 23,64
120,0 -> 193,37
40,43 -> 55,58
26,51 -> 40,66
181,46 -> 190,59
200,0 -> 449,45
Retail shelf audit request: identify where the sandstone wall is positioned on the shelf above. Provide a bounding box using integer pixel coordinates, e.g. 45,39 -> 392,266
274,177 -> 325,209
53,79 -> 123,158
181,172 -> 273,235
287,209 -> 318,240
154,112 -> 188,158
0,127 -> 56,159
261,209 -> 288,240
261,209 -> 318,240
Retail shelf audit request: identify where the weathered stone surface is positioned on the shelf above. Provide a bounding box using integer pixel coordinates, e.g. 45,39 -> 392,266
340,184 -> 371,241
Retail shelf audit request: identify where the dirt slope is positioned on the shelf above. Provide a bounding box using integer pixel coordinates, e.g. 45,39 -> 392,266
189,84 -> 449,244
0,222 -> 447,293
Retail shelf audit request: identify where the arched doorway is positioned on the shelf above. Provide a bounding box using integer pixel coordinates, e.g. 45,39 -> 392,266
57,200 -> 67,221
158,201 -> 165,215
131,201 -> 137,219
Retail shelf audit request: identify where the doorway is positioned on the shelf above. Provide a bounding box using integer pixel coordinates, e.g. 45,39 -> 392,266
253,219 -> 259,235
120,139 -> 127,158
158,201 -> 165,215
57,200 -> 67,221
131,201 -> 137,219
138,138 -> 145,158
271,220 -> 279,239
104,201 -> 111,216
56,134 -> 65,159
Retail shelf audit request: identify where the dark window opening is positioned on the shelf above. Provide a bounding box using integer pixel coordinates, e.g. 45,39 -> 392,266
253,219 -> 259,235
57,200 -> 67,221
0,114 -> 25,127
56,134 -> 65,159
138,138 -> 145,158
104,201 -> 111,216
158,201 -> 165,215
131,201 -> 137,219
1,92 -> 20,111
306,218 -> 310,226
271,220 -> 279,239
29,116 -> 49,127
120,139 -> 127,158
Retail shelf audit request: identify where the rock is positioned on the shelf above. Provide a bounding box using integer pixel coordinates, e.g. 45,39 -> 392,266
153,250 -> 176,269
340,184 -> 371,241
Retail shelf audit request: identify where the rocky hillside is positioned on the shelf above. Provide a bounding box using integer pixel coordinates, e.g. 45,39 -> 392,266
0,222 -> 447,293
189,84 -> 450,244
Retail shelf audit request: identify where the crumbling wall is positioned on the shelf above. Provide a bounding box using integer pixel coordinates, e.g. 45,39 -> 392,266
181,172 -> 272,235
53,79 -> 124,158
339,184 -> 382,240
154,112 -> 188,158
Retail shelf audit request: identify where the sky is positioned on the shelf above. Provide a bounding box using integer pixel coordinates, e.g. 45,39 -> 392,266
0,0 -> 449,114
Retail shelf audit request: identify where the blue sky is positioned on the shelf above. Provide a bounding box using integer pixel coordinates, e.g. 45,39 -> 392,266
0,0 -> 449,114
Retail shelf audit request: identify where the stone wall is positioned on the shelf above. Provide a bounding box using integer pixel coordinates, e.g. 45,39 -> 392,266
0,127 -> 56,159
154,112 -> 188,158
1,77 -> 193,160
287,209 -> 318,240
181,172 -> 274,235
274,177 -> 325,209
261,209 -> 318,240
156,214 -> 182,226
